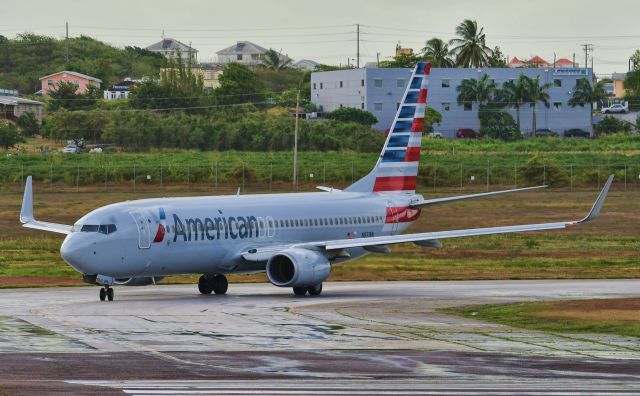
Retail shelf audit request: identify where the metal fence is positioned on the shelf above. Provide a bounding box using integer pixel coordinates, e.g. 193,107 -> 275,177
1,161 -> 639,194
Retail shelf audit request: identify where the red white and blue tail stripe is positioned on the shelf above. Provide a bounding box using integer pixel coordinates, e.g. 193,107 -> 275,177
346,62 -> 430,194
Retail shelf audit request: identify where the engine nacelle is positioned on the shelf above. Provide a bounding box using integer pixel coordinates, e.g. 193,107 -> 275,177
266,248 -> 331,287
114,276 -> 164,286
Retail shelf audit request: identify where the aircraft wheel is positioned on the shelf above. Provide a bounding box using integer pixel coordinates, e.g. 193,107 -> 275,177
308,283 -> 323,296
198,275 -> 213,295
293,286 -> 307,296
99,288 -> 106,301
106,287 -> 114,301
212,274 -> 228,295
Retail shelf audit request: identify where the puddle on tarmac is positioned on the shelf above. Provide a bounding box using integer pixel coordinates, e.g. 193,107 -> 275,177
0,316 -> 92,352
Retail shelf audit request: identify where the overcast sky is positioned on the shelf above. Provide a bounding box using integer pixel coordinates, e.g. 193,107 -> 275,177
3,0 -> 638,76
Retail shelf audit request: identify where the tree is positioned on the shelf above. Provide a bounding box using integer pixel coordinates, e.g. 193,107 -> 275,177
456,74 -> 496,128
16,112 -> 40,137
325,107 -> 378,126
0,120 -> 24,150
214,63 -> 267,105
260,49 -> 292,71
41,110 -> 110,145
630,49 -> 640,71
498,75 -> 528,131
449,19 -> 493,68
596,116 -> 632,135
421,38 -> 453,68
488,46 -> 507,67
378,53 -> 423,68
47,80 -> 97,111
522,75 -> 552,136
478,106 -> 520,140
424,107 -> 442,133
568,79 -> 608,137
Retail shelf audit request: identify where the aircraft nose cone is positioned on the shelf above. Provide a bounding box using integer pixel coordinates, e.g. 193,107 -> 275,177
60,235 -> 87,272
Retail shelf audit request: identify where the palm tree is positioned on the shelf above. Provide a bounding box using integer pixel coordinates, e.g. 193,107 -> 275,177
449,19 -> 493,68
456,74 -> 496,128
261,49 -> 292,71
568,79 -> 609,137
498,75 -> 527,132
421,38 -> 454,68
522,75 -> 552,136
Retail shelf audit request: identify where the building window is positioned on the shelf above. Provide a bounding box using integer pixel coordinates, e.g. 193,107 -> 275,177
553,102 -> 562,110
396,79 -> 405,88
530,103 -> 535,108
374,79 -> 383,88
374,102 -> 383,112
442,79 -> 450,88
237,54 -> 243,61
251,54 -> 259,60
313,83 -> 316,90
361,79 -> 365,87
47,80 -> 53,86
339,81 -> 343,88
320,82 -> 323,89
554,79 -> 562,87
73,80 -> 80,86
463,103 -> 472,111
396,102 -> 400,110
488,79 -> 495,86
361,103 -> 365,109
442,102 -> 450,111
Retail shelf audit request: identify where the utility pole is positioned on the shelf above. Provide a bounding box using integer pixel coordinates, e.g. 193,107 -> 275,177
356,23 -> 360,68
376,52 -> 380,67
65,22 -> 69,63
581,44 -> 593,70
293,90 -> 299,186
572,53 -> 576,68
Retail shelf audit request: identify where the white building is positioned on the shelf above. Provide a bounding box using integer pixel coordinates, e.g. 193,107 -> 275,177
216,41 -> 290,67
103,79 -> 137,100
145,38 -> 198,63
311,66 -> 593,137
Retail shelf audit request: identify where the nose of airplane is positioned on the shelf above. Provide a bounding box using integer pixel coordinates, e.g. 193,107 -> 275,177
60,234 -> 87,273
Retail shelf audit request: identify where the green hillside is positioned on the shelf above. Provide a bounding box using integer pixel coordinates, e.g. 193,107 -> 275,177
0,33 -> 164,94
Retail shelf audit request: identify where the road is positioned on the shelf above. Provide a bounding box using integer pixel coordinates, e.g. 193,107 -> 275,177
0,280 -> 639,395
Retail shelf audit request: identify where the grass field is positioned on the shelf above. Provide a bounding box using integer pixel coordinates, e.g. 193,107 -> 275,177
445,298 -> 640,339
0,185 -> 638,288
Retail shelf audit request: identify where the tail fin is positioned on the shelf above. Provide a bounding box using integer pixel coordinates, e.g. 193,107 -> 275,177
346,62 -> 430,194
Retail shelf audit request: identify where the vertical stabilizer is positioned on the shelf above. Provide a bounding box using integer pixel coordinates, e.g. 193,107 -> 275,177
345,62 -> 430,194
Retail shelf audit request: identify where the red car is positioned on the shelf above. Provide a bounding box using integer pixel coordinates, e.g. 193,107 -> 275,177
455,128 -> 478,139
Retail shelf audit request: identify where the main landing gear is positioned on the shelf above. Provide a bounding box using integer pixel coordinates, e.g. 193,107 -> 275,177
293,283 -> 323,297
198,274 -> 228,295
99,286 -> 114,301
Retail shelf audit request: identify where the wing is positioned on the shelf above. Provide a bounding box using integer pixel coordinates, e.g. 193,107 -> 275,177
410,185 -> 547,208
302,175 -> 614,252
20,176 -> 72,235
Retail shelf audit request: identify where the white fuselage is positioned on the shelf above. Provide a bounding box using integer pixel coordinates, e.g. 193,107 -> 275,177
60,191 -> 422,278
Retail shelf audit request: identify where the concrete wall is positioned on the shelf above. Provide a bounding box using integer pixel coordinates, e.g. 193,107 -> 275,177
311,67 -> 593,137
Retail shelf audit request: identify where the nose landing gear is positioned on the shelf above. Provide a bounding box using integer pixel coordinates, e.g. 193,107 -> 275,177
198,274 -> 228,295
99,286 -> 114,301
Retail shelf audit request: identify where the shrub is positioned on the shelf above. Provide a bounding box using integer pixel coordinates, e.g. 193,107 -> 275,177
597,116 -> 632,135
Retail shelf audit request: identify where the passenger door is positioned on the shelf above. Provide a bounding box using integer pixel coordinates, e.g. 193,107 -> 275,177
130,210 -> 151,249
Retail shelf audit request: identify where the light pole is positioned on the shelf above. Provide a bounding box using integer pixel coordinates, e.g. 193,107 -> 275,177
293,90 -> 299,186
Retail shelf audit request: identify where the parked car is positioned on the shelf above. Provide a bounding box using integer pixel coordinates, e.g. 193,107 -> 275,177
62,144 -> 80,153
427,132 -> 443,138
455,128 -> 478,139
564,128 -> 591,138
601,103 -> 627,114
534,128 -> 559,137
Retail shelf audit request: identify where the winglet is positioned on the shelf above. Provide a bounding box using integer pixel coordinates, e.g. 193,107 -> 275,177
575,174 -> 614,224
20,176 -> 34,223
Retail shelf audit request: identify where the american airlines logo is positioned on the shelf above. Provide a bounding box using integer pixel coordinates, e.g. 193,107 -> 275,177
172,213 -> 261,242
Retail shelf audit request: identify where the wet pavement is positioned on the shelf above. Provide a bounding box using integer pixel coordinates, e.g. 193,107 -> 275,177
0,280 -> 639,394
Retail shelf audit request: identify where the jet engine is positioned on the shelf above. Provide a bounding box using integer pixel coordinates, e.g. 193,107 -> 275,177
113,277 -> 165,286
266,248 -> 331,287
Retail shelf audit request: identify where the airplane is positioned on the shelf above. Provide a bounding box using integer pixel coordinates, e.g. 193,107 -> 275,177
19,62 -> 614,301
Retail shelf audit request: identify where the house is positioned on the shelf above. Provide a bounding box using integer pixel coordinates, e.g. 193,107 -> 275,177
0,96 -> 44,123
103,78 -> 137,100
0,88 -> 19,96
39,71 -> 102,95
395,44 -> 414,56
311,66 -> 592,136
293,59 -> 320,71
195,63 -> 224,90
216,41 -> 289,67
508,56 -> 577,69
612,73 -> 628,98
145,38 -> 198,63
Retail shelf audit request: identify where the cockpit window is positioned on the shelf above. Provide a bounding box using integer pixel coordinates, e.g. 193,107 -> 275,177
76,224 -> 117,234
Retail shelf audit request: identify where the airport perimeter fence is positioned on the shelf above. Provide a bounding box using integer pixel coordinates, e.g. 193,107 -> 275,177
1,161 -> 639,194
